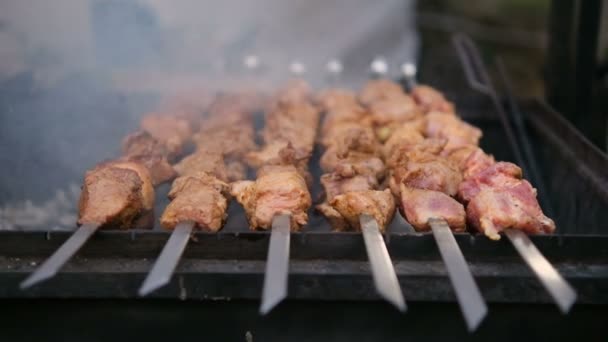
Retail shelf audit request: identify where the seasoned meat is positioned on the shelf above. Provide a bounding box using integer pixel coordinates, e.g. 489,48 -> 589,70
368,95 -> 422,127
275,79 -> 312,104
173,149 -> 229,181
316,88 -> 360,111
262,100 -> 319,154
158,89 -> 214,130
388,147 -> 462,197
225,160 -> 247,182
78,161 -> 154,229
458,162 -> 523,203
411,85 -> 455,113
194,123 -> 256,159
122,130 -> 176,185
425,112 -> 482,153
320,173 -> 378,202
321,149 -> 385,179
359,79 -> 406,105
466,183 -> 555,240
161,172 -> 230,232
399,185 -> 465,232
231,165 -> 311,231
330,189 -> 395,232
320,120 -> 376,149
461,148 -> 496,179
140,114 -> 192,158
381,119 -> 426,159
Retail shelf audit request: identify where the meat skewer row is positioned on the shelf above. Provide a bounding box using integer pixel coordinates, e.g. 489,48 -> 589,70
230,79 -> 319,314
21,93 -> 205,289
314,83 -> 406,311
139,91 -> 264,296
360,76 -> 487,330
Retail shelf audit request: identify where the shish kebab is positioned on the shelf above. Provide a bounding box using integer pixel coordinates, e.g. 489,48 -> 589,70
231,79 -> 319,314
20,103 -> 200,289
139,91 -> 265,296
398,63 -> 575,313
314,85 -> 405,311
356,63 -> 486,330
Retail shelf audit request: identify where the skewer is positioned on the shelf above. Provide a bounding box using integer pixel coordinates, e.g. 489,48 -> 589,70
360,214 -> 407,311
401,62 -> 487,329
20,223 -> 99,289
429,219 -> 487,331
138,221 -> 194,296
504,229 -> 576,313
260,214 -> 291,314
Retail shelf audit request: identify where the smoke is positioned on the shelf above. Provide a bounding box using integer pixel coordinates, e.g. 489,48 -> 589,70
0,0 -> 417,228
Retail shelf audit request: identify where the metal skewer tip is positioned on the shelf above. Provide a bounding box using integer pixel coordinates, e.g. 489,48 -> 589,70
289,61 -> 306,76
138,221 -> 194,297
360,214 -> 406,312
243,54 -> 260,71
370,57 -> 388,77
400,62 -> 417,79
260,213 -> 292,315
429,218 -> 487,331
326,59 -> 343,75
504,229 -> 577,314
20,223 -> 99,289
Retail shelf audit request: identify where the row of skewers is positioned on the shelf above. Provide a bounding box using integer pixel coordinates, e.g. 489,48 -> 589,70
20,63 -> 576,332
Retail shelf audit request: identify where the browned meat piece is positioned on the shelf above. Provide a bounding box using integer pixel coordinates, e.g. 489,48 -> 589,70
381,119 -> 426,159
466,182 -> 555,240
208,91 -> 269,116
262,100 -> 319,154
78,161 -> 154,229
411,85 -> 455,113
359,79 -> 406,105
195,123 -> 256,159
329,189 -> 395,232
320,149 -> 385,179
161,172 -> 230,232
231,165 -> 311,230
173,150 -> 229,181
368,95 -> 422,127
399,185 -> 465,232
388,145 -> 462,197
316,202 -> 349,231
458,162 -> 522,203
316,88 -> 360,111
320,120 -> 376,149
122,130 -> 176,185
461,148 -> 496,179
443,145 -> 480,171
245,142 -> 312,184
275,79 -> 312,104
320,173 -> 378,202
140,114 -> 192,158
425,112 -> 482,153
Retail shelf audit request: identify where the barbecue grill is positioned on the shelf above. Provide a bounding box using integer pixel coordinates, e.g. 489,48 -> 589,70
0,4 -> 607,341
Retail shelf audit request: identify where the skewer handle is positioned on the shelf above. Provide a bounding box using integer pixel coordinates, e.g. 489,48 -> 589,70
20,223 -> 99,289
429,218 -> 487,331
138,221 -> 194,297
360,214 -> 407,312
260,214 -> 291,315
505,229 -> 577,313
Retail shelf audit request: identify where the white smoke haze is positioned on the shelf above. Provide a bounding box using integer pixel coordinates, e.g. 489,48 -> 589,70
0,0 -> 417,229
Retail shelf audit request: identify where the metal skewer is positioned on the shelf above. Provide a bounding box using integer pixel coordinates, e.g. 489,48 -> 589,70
360,214 -> 407,311
401,62 -> 487,330
450,34 -> 578,314
260,213 -> 292,314
20,223 -> 99,289
429,219 -> 487,331
138,221 -> 194,296
504,229 -> 576,313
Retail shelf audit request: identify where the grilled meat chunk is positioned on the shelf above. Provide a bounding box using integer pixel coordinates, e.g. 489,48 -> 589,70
458,162 -> 523,203
411,85 -> 455,113
399,185 -> 465,232
140,114 -> 192,159
329,189 -> 395,232
466,183 -> 555,240
359,79 -> 406,105
231,165 -> 311,231
262,100 -> 319,154
161,172 -> 230,232
320,173 -> 378,202
78,161 -> 154,229
425,112 -> 482,153
320,149 -> 385,180
122,130 -> 176,185
173,149 -> 229,181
